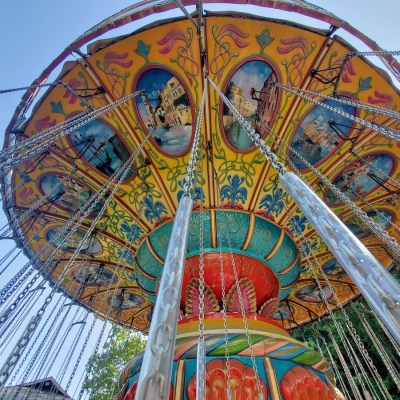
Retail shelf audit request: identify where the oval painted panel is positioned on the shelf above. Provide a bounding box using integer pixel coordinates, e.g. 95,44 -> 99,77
290,99 -> 356,169
40,174 -> 103,216
294,283 -> 333,303
326,153 -> 395,205
345,209 -> 393,240
135,67 -> 193,156
273,303 -> 294,320
109,291 -> 145,309
69,119 -> 132,178
222,59 -> 279,151
73,264 -> 116,286
321,259 -> 346,278
46,227 -> 102,255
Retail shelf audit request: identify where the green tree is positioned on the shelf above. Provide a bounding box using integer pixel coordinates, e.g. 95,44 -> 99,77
292,301 -> 400,399
82,326 -> 146,400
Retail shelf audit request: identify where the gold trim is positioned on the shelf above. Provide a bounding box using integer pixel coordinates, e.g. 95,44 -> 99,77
173,360 -> 185,400
278,251 -> 300,275
134,258 -> 158,280
264,357 -> 281,399
210,209 -> 217,248
265,228 -> 285,260
241,213 -> 255,251
146,236 -> 165,264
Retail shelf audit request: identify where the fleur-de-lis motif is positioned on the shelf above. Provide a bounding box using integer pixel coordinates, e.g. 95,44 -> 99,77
259,185 -> 285,217
220,175 -> 247,207
143,195 -> 168,224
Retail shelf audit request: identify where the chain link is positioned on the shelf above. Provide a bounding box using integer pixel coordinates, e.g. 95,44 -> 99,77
280,162 -> 392,399
287,144 -> 400,261
347,50 -> 400,57
208,77 -> 286,174
273,82 -> 400,141
1,90 -> 143,177
184,83 -> 207,197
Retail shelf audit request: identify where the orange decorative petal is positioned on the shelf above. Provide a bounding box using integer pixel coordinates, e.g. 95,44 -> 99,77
185,279 -> 220,317
226,278 -> 257,314
258,297 -> 280,318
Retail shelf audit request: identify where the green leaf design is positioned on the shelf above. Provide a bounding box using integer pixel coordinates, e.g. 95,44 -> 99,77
358,77 -> 372,92
50,101 -> 66,116
256,28 -> 275,55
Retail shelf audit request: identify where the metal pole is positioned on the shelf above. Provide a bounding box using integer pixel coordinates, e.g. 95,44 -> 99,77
280,171 -> 400,345
135,196 -> 194,400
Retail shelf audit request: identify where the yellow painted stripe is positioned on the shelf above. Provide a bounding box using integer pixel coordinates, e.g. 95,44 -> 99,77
241,213 -> 255,251
173,360 -> 186,400
146,236 -> 165,264
210,209 -> 217,248
278,251 -> 300,275
265,228 -> 285,260
134,259 -> 157,280
264,357 -> 281,400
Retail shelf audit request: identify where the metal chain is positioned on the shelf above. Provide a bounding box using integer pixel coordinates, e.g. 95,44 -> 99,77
349,188 -> 400,237
347,50 -> 400,57
316,331 -> 351,400
276,83 -> 400,121
0,81 -> 63,95
2,295 -> 65,395
287,144 -> 400,261
325,321 -> 363,399
71,173 -> 150,395
174,0 -> 199,30
196,145 -> 206,400
214,173 -> 233,400
184,82 -> 207,197
208,76 -> 286,174
220,208 -> 264,399
1,90 -> 143,177
282,160 -> 392,399
278,185 -> 364,399
273,82 -> 400,141
0,166 -> 77,238
359,313 -> 400,388
0,110 -> 89,161
368,306 -> 400,357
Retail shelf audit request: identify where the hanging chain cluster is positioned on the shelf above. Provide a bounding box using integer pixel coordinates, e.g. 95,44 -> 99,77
272,82 -> 400,141
208,77 -> 286,174
1,90 -> 143,177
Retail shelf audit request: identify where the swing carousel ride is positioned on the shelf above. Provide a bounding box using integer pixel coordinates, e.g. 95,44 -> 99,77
1,0 -> 400,399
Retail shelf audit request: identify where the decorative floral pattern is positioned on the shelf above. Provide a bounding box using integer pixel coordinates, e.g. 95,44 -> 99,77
220,175 -> 247,208
281,366 -> 335,400
187,358 -> 268,400
209,24 -> 249,82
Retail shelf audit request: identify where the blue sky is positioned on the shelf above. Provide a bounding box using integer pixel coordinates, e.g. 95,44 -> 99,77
0,0 -> 399,396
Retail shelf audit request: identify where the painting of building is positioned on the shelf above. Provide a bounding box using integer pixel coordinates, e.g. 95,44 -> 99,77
295,283 -> 333,303
40,174 -> 102,216
327,154 -> 394,205
222,59 -> 279,150
46,228 -> 102,255
136,68 -> 193,155
322,259 -> 347,278
109,291 -> 145,310
73,263 -> 116,286
290,100 -> 356,169
69,119 -> 132,178
345,209 -> 392,240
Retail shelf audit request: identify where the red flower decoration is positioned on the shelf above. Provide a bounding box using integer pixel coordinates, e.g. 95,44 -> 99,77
281,366 -> 336,400
187,358 -> 268,400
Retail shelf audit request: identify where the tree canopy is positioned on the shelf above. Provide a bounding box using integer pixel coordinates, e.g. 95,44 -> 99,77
82,326 -> 146,400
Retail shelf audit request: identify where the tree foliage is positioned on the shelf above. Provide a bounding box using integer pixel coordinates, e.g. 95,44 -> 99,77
292,301 -> 400,399
82,326 -> 146,400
